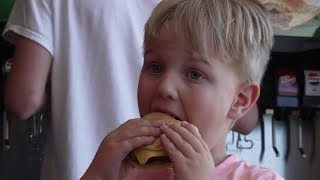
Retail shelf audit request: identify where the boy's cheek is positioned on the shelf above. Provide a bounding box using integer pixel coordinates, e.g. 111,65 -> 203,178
137,85 -> 152,116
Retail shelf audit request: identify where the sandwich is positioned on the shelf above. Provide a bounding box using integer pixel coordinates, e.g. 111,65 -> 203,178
128,112 -> 181,170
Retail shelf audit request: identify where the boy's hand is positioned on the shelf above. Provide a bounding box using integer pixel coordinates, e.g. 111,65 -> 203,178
81,118 -> 164,180
160,121 -> 215,180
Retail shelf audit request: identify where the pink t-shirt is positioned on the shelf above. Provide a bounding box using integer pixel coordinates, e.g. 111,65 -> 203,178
124,155 -> 284,180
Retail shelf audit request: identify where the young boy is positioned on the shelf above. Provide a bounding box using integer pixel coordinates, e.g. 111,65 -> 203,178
82,0 -> 283,179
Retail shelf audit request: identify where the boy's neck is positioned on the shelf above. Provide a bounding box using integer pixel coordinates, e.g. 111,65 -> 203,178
211,141 -> 228,166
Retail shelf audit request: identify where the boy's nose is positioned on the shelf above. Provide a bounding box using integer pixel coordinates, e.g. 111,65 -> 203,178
156,74 -> 179,101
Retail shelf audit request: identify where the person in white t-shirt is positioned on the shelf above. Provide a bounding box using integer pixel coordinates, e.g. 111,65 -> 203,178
2,0 -> 259,179
3,0 -> 161,179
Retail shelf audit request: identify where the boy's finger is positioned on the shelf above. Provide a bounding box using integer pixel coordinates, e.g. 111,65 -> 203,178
181,121 -> 209,151
116,126 -> 162,142
125,119 -> 166,131
114,118 -> 165,139
119,136 -> 156,156
161,124 -> 196,158
160,134 -> 184,163
148,119 -> 166,127
166,123 -> 203,154
124,119 -> 165,128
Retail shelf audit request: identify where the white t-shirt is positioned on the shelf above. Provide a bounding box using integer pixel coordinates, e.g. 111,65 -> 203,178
3,0 -> 160,179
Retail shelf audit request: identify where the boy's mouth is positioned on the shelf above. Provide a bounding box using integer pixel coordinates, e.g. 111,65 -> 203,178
169,114 -> 179,120
150,107 -> 181,121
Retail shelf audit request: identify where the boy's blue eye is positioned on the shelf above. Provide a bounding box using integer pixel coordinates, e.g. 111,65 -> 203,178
151,64 -> 162,73
187,70 -> 204,80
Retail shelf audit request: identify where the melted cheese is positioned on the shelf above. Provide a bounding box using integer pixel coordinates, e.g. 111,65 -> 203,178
133,147 -> 168,165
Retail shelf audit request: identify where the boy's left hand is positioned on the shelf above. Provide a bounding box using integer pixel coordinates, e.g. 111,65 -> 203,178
160,121 -> 215,180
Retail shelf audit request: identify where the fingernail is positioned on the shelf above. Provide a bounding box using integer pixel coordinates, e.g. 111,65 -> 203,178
161,124 -> 168,129
182,121 -> 188,125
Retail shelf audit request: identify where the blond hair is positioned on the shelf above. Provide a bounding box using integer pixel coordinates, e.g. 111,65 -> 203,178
144,0 -> 274,83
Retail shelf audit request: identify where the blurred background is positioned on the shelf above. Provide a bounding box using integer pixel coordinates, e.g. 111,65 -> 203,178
1,0 -> 320,179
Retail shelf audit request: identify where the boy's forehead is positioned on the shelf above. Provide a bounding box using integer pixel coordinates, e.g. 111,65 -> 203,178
144,44 -> 218,68
146,22 -> 224,61
145,39 -> 219,66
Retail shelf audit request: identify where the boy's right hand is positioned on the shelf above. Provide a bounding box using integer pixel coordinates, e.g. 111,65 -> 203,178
81,118 -> 164,180
160,121 -> 215,180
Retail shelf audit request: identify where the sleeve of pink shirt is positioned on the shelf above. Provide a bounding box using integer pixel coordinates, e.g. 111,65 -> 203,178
215,154 -> 285,180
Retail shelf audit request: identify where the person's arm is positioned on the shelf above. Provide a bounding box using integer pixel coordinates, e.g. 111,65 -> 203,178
5,35 -> 52,120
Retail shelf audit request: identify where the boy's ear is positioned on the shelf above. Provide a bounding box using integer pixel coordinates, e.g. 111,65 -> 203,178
227,82 -> 260,121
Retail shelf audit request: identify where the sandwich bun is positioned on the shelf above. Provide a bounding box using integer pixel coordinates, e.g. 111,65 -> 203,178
128,112 -> 181,170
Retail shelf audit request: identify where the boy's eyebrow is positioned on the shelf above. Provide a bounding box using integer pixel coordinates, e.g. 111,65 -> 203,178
147,45 -> 201,63
186,50 -> 211,66
189,56 -> 211,66
144,47 -> 212,66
